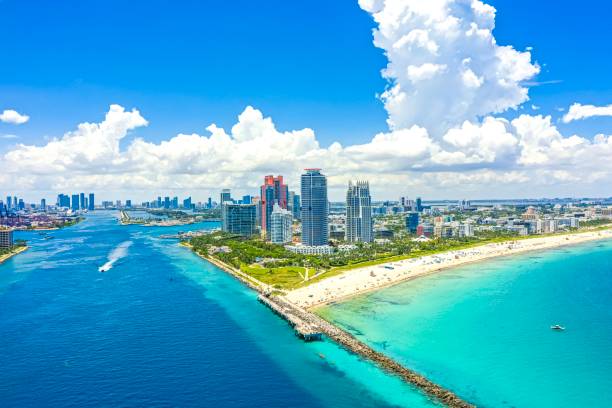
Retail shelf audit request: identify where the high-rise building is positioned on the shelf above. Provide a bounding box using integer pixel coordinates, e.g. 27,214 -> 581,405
126,200 -> 132,208
0,229 -> 13,248
164,197 -> 170,209
222,203 -> 257,237
301,169 -> 328,246
183,197 -> 192,209
88,193 -> 95,211
220,189 -> 232,204
71,194 -> 80,211
345,180 -> 373,243
171,197 -> 178,209
242,195 -> 252,205
416,197 -> 423,212
406,212 -> 420,234
270,203 -> 293,244
288,191 -> 301,220
79,193 -> 85,209
40,199 -> 47,211
57,194 -> 70,208
260,175 -> 288,239
6,196 -> 11,210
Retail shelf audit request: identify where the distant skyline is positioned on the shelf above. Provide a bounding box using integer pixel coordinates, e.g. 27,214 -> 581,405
1,0 -> 611,201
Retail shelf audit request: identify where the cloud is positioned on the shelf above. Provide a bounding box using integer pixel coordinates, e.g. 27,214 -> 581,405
358,0 -> 539,134
1,134 -> 19,139
3,103 -> 612,200
2,0 -> 611,200
0,109 -> 30,125
562,103 -> 612,123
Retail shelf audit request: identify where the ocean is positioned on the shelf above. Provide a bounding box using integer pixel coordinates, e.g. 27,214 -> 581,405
319,238 -> 612,407
0,212 -> 436,408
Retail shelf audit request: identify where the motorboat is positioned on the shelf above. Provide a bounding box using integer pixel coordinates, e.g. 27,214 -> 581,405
550,324 -> 565,331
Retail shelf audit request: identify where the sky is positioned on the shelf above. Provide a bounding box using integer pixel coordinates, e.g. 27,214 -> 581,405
1,0 -> 611,202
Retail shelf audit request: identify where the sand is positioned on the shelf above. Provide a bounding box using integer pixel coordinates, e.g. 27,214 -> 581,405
284,229 -> 612,308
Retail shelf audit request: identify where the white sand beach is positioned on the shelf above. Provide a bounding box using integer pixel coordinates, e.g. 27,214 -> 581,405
285,229 -> 612,308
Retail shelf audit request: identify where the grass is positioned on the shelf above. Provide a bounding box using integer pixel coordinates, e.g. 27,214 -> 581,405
240,264 -> 312,290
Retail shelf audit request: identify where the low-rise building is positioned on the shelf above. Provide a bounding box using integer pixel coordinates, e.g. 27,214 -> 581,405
285,244 -> 334,255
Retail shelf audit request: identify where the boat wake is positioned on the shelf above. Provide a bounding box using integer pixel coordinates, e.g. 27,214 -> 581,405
98,241 -> 133,272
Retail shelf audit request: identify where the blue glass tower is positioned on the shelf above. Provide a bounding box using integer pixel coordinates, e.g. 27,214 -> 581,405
300,169 -> 328,246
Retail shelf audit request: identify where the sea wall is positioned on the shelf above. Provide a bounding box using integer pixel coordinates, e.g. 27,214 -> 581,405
188,245 -> 474,407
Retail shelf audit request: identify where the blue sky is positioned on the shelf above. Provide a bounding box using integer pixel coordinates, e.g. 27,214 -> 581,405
1,0 -> 611,201
1,0 -> 610,148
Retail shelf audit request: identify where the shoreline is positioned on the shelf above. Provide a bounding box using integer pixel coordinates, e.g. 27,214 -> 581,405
0,246 -> 28,265
286,228 -> 612,309
182,241 -> 474,407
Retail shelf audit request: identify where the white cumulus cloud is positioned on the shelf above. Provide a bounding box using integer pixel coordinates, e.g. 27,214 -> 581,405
3,0 -> 611,200
359,0 -> 539,134
562,103 -> 612,123
0,109 -> 30,125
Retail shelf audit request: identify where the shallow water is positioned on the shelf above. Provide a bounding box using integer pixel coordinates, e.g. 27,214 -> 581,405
320,239 -> 612,407
0,212 -> 436,408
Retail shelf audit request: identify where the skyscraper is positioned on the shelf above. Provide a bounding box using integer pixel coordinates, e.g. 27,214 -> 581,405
260,175 -> 288,239
406,212 -> 419,234
301,169 -> 328,246
222,203 -> 257,237
416,197 -> 423,212
88,193 -> 95,211
79,193 -> 85,209
183,196 -> 192,209
220,189 -> 232,204
71,194 -> 80,211
40,199 -> 46,211
345,180 -> 373,243
270,203 -> 293,244
57,194 -> 70,208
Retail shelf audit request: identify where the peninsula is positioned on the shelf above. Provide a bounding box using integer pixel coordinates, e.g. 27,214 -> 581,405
0,245 -> 28,265
186,223 -> 612,408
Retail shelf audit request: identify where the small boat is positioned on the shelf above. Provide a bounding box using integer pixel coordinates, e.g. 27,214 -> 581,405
98,266 -> 109,273
551,325 -> 565,331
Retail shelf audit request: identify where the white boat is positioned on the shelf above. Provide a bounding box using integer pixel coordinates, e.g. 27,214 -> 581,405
550,324 -> 565,331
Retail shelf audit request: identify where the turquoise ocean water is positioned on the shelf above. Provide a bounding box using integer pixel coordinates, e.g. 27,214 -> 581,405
319,238 -> 612,407
0,212 -> 436,408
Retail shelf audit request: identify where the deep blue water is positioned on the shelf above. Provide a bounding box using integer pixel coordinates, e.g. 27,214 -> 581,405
0,212 -> 436,408
320,239 -> 612,408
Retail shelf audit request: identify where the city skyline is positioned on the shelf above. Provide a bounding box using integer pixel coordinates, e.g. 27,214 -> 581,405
1,1 -> 611,200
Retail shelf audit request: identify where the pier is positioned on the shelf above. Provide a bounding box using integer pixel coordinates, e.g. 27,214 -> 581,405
258,295 -> 322,341
197,250 -> 474,407
265,295 -> 474,408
